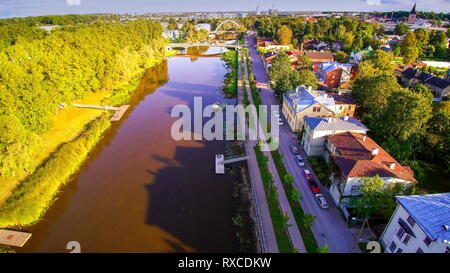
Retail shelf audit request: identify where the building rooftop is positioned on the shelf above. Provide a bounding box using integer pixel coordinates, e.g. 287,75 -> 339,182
328,132 -> 417,182
304,50 -> 334,60
304,117 -> 368,132
283,85 -> 336,114
397,193 -> 450,243
318,61 -> 352,73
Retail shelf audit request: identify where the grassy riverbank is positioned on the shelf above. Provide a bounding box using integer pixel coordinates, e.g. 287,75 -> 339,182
222,50 -> 238,96
0,115 -> 110,227
0,55 -> 170,228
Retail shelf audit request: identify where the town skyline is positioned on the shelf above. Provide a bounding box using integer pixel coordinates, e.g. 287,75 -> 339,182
1,0 -> 450,19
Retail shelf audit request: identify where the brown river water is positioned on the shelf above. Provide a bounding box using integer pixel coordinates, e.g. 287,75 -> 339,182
19,48 -> 238,252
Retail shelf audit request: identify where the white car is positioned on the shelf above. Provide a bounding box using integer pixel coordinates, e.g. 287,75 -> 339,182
296,155 -> 305,167
315,194 -> 329,209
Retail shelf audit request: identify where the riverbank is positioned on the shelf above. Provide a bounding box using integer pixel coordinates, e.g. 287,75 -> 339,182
0,54 -> 172,228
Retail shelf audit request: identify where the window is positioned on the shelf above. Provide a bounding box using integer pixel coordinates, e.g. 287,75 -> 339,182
312,107 -> 321,112
389,241 -> 397,252
396,228 -> 405,240
407,215 -> 415,227
424,236 -> 432,247
416,248 -> 423,253
396,248 -> 403,253
403,234 -> 411,245
351,185 -> 361,193
348,105 -> 352,110
339,106 -> 343,110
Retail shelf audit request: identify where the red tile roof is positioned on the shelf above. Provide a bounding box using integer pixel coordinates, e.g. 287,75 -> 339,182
304,51 -> 334,61
328,132 -> 417,182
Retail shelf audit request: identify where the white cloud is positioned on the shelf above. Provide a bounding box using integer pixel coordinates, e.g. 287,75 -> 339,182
366,0 -> 382,6
66,0 -> 81,6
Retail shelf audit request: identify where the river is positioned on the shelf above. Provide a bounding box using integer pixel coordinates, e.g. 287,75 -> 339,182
19,47 -> 239,253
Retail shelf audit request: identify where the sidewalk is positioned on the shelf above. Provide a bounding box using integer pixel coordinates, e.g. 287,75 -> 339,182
237,51 -> 279,253
241,50 -> 306,253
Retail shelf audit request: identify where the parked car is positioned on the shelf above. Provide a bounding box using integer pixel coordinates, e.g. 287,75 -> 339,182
308,180 -> 320,193
303,169 -> 312,180
315,194 -> 329,209
289,144 -> 299,154
295,155 -> 305,167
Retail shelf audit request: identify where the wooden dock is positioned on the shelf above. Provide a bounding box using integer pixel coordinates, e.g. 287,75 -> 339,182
110,105 -> 130,121
0,229 -> 32,247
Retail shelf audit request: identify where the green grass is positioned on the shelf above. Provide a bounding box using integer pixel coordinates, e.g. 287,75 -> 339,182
254,145 -> 294,253
271,149 -> 319,253
222,50 -> 238,96
0,115 -> 111,228
308,157 -> 332,187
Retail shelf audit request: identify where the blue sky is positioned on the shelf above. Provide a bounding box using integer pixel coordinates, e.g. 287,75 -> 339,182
1,0 -> 449,19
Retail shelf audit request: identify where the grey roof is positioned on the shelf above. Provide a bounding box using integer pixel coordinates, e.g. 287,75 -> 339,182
397,193 -> 450,242
304,117 -> 368,132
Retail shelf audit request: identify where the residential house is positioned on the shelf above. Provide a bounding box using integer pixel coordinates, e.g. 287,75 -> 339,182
349,46 -> 374,64
303,51 -> 334,71
257,38 -> 275,48
324,132 -> 417,214
328,92 -> 357,117
400,68 -> 450,98
317,61 -> 353,89
380,193 -> 450,253
282,86 -> 338,132
301,117 -> 368,156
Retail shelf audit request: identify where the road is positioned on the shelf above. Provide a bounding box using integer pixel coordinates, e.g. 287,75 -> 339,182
246,33 -> 359,253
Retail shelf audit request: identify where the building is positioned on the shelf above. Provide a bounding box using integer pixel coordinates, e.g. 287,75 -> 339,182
301,117 -> 368,156
380,193 -> 450,253
162,29 -> 182,40
349,46 -> 374,64
407,3 -> 417,24
324,132 -> 417,212
317,61 -> 353,89
282,86 -> 338,132
329,92 -> 357,117
303,51 -> 334,71
400,68 -> 450,98
257,38 -> 275,48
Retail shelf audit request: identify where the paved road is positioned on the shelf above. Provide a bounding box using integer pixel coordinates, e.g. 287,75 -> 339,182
246,34 -> 359,253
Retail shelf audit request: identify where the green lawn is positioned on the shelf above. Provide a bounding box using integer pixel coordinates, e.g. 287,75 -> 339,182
271,150 -> 320,253
254,145 -> 294,253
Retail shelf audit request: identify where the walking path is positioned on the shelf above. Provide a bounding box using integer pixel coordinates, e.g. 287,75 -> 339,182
236,51 -> 279,253
240,50 -> 307,253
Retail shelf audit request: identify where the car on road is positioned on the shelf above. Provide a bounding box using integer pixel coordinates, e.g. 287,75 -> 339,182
289,144 -> 299,154
295,155 -> 305,167
308,180 -> 320,193
278,118 -> 284,126
303,169 -> 312,180
315,194 -> 329,209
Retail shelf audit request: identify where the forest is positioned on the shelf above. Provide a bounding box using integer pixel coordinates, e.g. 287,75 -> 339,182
0,18 -> 166,183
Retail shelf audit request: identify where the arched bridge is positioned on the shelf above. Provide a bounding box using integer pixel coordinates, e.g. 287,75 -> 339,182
214,19 -> 241,33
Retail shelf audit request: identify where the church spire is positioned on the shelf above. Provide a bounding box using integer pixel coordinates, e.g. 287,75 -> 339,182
410,3 -> 417,15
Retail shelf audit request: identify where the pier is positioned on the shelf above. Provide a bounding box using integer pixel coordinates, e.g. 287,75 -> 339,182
0,229 -> 32,247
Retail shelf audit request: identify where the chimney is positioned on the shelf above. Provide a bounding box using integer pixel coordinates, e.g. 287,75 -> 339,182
327,117 -> 333,122
344,116 -> 349,121
371,148 -> 379,155
389,163 -> 396,169
308,86 -> 312,92
362,135 -> 367,141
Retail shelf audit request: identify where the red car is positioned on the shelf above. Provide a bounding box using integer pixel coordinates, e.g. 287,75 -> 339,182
308,180 -> 320,193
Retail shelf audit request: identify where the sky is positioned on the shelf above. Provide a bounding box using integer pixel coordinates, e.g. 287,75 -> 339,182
0,0 -> 449,19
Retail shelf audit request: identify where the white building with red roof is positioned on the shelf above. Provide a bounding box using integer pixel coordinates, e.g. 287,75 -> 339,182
324,132 -> 417,213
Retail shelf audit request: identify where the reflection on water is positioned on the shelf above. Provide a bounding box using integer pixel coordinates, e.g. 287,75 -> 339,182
18,55 -> 237,253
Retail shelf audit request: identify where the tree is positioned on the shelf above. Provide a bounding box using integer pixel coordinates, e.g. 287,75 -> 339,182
334,51 -> 349,63
302,213 -> 316,229
283,173 -> 295,185
290,188 -> 302,201
296,55 -> 311,70
281,212 -> 293,232
297,70 -> 318,90
269,53 -> 299,94
351,175 -> 390,219
411,84 -> 433,101
414,28 -> 429,57
316,244 -> 329,253
366,49 -> 394,72
394,23 -> 410,35
276,25 -> 293,45
401,32 -> 419,64
379,89 -> 432,141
